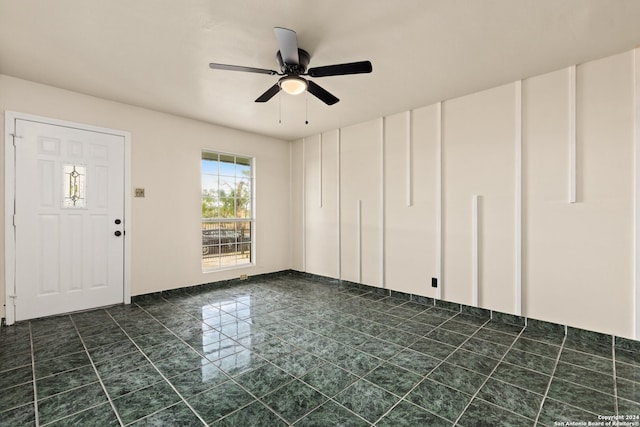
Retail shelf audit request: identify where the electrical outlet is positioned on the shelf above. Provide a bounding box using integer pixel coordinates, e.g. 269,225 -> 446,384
239,274 -> 248,280
431,277 -> 438,288
134,188 -> 145,198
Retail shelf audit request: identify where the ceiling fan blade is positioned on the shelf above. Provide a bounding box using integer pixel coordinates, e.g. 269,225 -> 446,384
307,61 -> 372,78
307,81 -> 339,105
255,84 -> 281,103
209,63 -> 277,75
274,27 -> 299,65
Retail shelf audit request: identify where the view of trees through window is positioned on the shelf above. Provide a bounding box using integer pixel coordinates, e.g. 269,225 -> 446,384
201,152 -> 253,269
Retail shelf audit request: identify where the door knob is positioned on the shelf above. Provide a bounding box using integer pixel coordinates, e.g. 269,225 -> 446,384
115,219 -> 121,224
114,231 -> 122,237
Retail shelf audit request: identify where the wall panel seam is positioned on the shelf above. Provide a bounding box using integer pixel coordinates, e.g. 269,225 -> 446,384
337,129 -> 342,280
381,117 -> 386,288
634,49 -> 639,338
515,80 -> 523,316
319,133 -> 323,208
407,110 -> 413,207
289,142 -> 293,268
472,194 -> 479,307
437,102 -> 443,300
302,137 -> 306,272
569,65 -> 577,204
357,199 -> 362,284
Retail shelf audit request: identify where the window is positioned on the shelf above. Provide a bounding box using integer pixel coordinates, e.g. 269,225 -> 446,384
201,152 -> 253,270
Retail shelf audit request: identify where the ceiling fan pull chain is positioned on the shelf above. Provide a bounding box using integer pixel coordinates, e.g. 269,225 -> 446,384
305,95 -> 309,125
278,92 -> 282,124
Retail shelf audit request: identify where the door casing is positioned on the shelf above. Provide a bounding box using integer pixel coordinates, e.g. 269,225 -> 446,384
4,111 -> 132,325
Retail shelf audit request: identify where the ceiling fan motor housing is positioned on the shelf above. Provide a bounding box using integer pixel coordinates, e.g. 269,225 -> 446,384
277,49 -> 310,74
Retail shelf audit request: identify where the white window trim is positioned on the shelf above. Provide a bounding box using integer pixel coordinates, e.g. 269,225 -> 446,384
201,150 -> 255,272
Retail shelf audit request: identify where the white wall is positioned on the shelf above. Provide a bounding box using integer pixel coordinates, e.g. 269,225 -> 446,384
523,52 -> 635,335
384,108 -> 440,297
443,82 -> 518,313
292,49 -> 638,339
302,131 -> 340,278
340,120 -> 384,287
289,138 -> 304,272
1,75 -> 291,320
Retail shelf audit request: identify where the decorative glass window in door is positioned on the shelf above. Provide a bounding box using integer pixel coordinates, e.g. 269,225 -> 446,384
62,164 -> 86,208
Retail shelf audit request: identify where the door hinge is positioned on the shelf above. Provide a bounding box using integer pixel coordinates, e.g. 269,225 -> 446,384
10,133 -> 22,139
12,214 -> 16,228
10,133 -> 22,146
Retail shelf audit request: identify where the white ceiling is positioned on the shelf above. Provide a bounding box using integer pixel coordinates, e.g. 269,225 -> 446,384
1,1 -> 640,141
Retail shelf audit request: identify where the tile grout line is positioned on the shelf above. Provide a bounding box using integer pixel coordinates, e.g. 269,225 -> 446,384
34,291 -> 611,411
68,313 -> 126,427
280,292 -> 568,423
535,372 -> 620,403
271,324 -> 394,424
15,278 -> 635,426
466,329 -> 598,374
149,293 -> 379,425
139,301 -> 294,427
216,400 -> 291,426
451,325 -> 529,426
31,322 -> 134,423
373,316 -> 495,425
139,295 -> 313,425
147,296 -> 365,426
286,298 -> 440,363
334,293 -> 577,364
533,331 -> 567,426
411,311 -> 613,425
484,375 -> 546,398
494,359 -> 609,397
120,402 -> 197,426
393,287 -> 633,358
10,279 -> 637,426
28,322 -> 40,427
485,323 -> 612,373
103,308 -> 211,427
113,287 -> 623,413
209,310 -> 367,425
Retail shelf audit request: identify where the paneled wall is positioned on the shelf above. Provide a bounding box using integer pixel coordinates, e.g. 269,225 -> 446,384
340,120 -> 384,287
291,49 -> 638,339
523,52 -> 635,335
303,131 -> 340,278
384,107 -> 440,296
443,83 -> 517,313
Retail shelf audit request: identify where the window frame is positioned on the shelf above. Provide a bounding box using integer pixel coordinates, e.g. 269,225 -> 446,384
201,150 -> 255,271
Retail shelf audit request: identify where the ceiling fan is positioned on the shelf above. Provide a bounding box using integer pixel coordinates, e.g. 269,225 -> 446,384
209,27 -> 372,105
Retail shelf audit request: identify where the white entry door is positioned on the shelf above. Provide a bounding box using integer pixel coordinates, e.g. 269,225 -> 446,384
12,118 -> 125,321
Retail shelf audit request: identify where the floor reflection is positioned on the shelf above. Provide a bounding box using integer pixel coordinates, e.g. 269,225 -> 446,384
201,296 -> 253,381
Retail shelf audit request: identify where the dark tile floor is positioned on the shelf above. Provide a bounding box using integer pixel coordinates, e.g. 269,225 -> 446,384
2,274 -> 640,426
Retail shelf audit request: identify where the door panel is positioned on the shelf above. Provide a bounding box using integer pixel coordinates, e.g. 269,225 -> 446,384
14,119 -> 125,321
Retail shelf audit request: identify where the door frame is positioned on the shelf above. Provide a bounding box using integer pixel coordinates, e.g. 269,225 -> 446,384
4,111 -> 132,325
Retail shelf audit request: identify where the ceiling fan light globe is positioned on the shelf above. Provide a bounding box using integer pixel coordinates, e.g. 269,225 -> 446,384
279,76 -> 308,95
